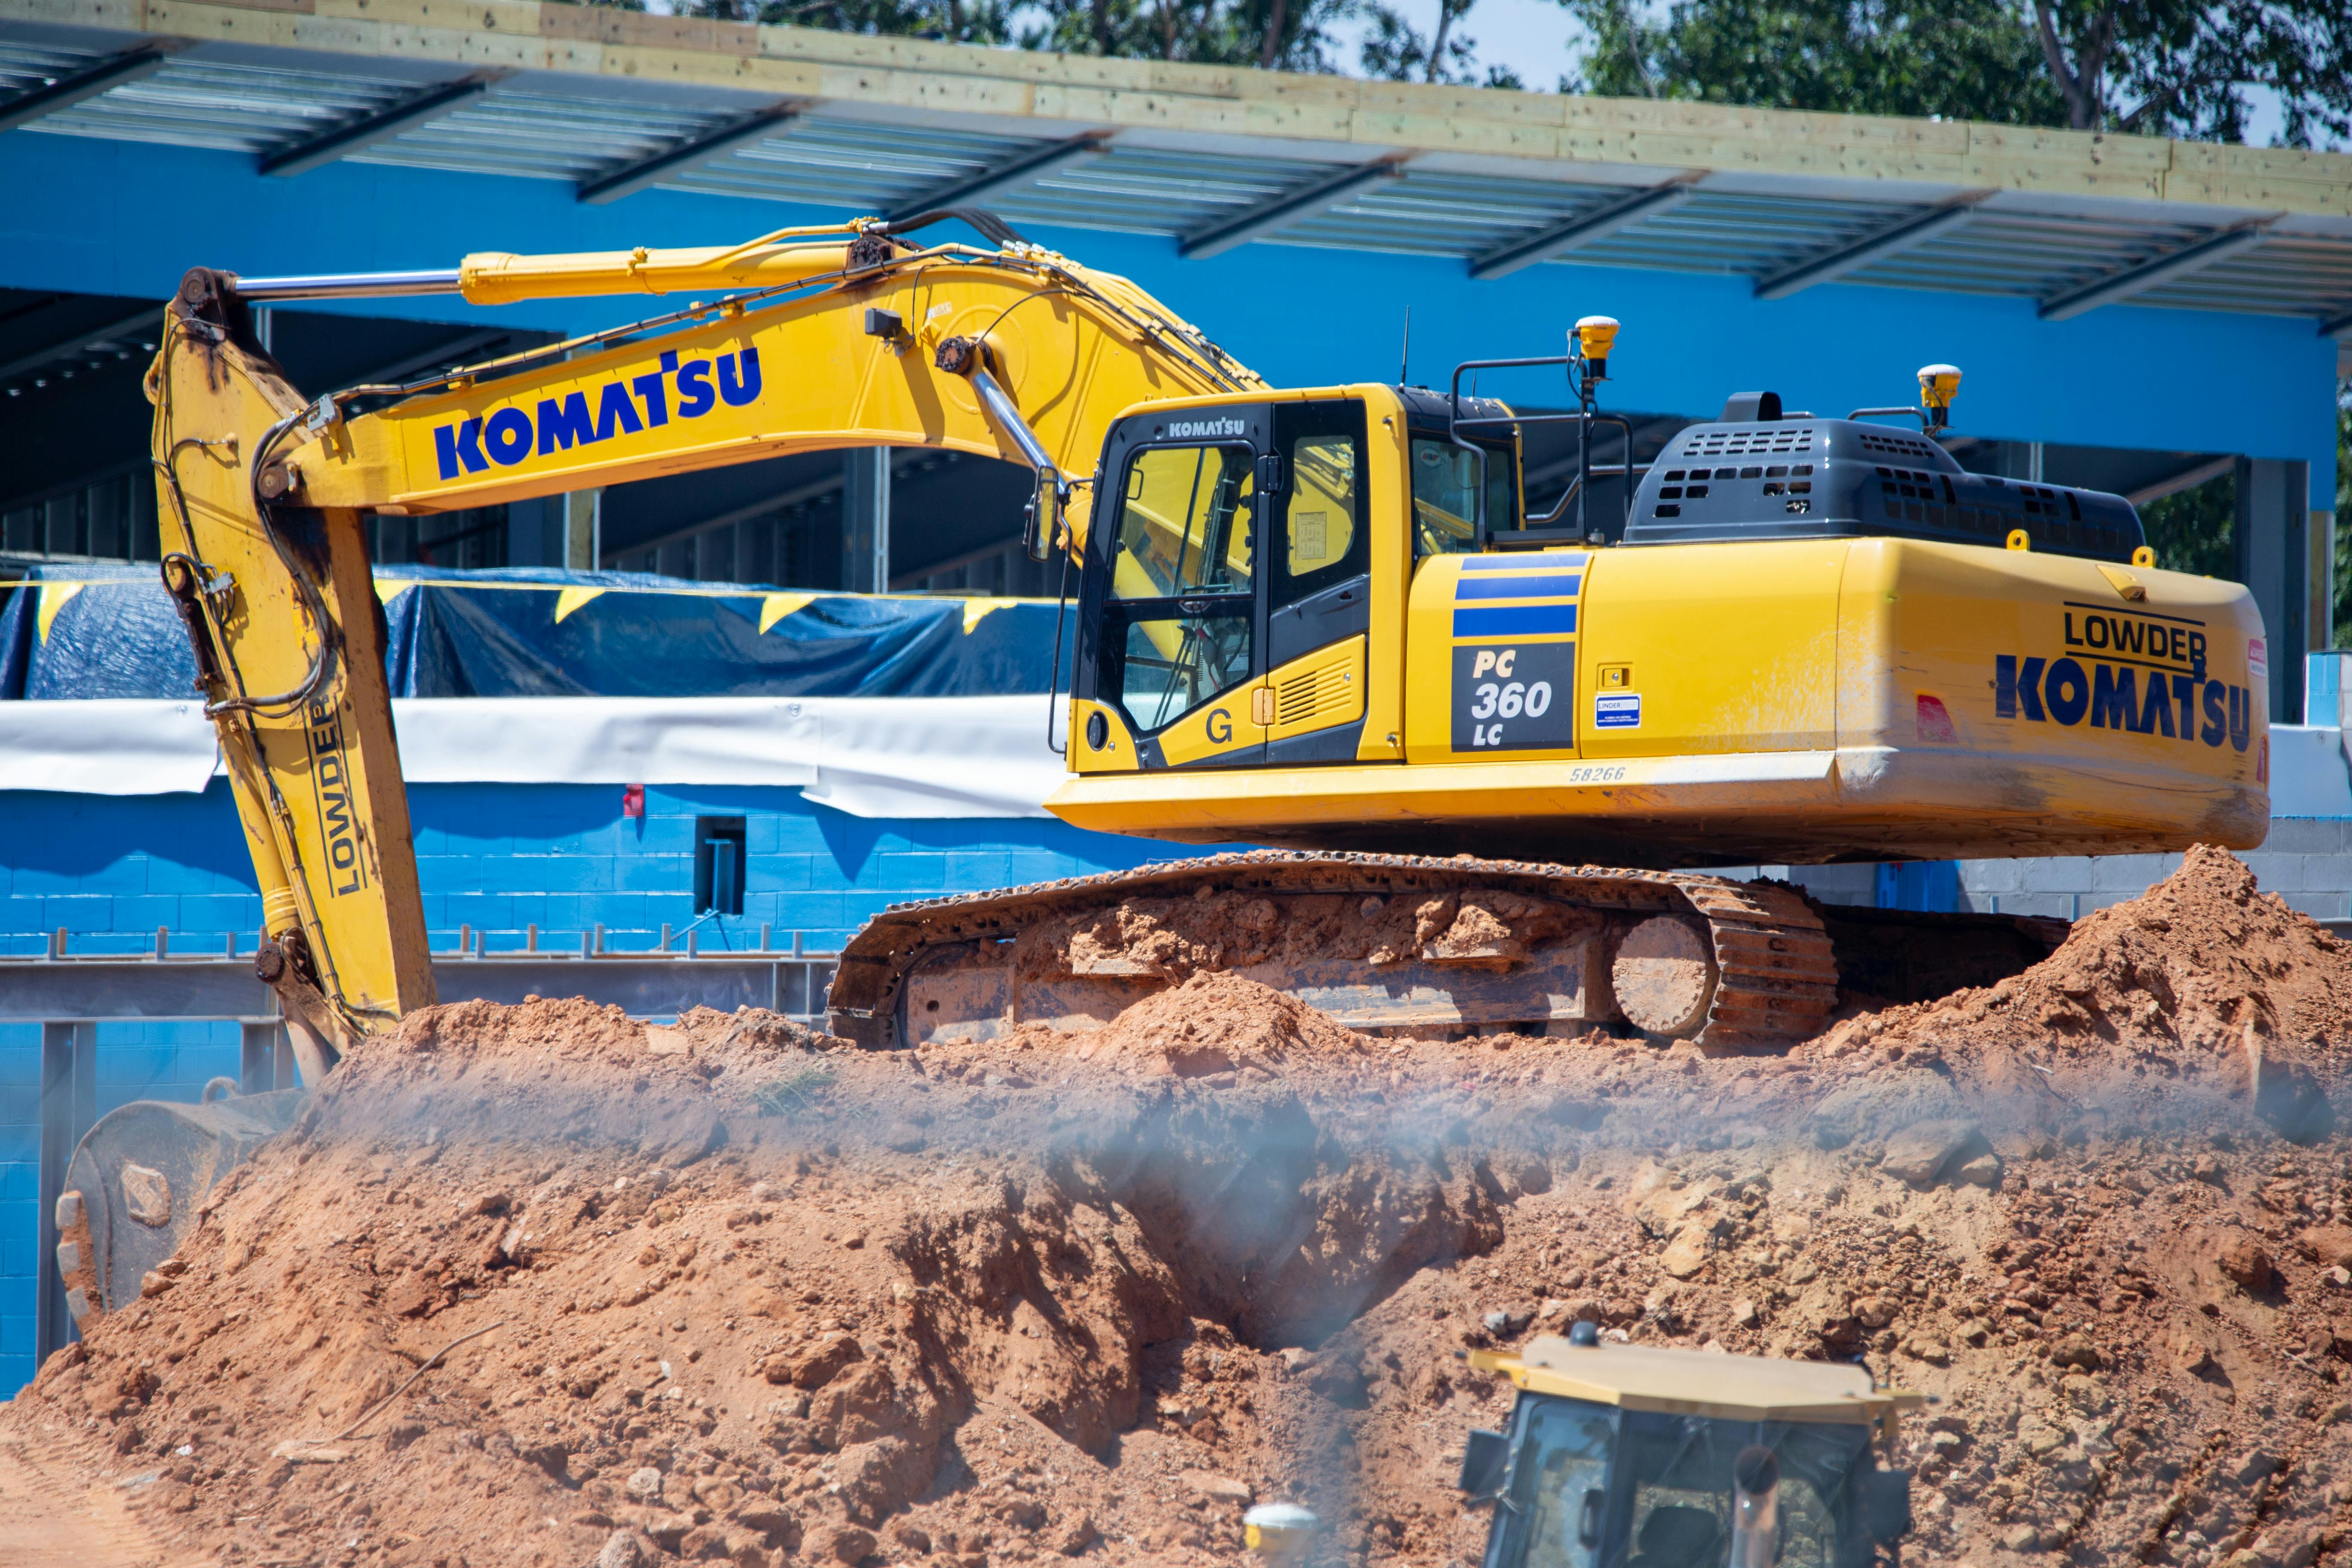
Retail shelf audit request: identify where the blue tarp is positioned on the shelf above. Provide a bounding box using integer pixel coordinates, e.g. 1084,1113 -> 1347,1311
0,563 -> 1071,700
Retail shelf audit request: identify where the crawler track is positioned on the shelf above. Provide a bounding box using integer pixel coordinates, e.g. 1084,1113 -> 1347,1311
828,850 -> 1853,1050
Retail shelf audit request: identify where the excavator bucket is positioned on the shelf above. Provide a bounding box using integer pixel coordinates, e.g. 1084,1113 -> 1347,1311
53,1087 -> 306,1329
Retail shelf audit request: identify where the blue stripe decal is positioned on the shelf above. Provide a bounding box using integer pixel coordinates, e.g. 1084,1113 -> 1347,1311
1454,574 -> 1583,601
1461,553 -> 1588,572
1453,603 -> 1579,638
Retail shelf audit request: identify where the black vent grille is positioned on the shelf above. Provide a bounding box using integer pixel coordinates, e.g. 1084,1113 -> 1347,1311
1681,427 -> 1816,458
1857,432 -> 1938,460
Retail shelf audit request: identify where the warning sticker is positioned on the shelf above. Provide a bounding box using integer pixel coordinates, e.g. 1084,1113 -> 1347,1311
1594,692 -> 1642,729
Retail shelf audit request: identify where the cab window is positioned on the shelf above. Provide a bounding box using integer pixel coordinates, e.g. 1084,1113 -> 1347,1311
1286,433 -> 1360,582
1110,444 -> 1255,600
1511,1399 -> 1616,1568
1102,442 -> 1257,739
1614,1410 -> 1871,1568
1412,436 -> 1518,557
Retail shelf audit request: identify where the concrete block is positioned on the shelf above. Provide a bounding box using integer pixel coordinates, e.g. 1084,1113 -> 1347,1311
771,814 -> 836,854
0,1162 -> 32,1201
1999,894 -> 2079,920
871,852 -> 949,893
94,1044 -> 174,1089
2301,854 -> 2352,894
0,1089 -> 33,1129
441,895 -> 517,930
634,816 -> 698,855
40,894 -> 114,931
0,1352 -> 34,1402
945,851 -> 1015,891
613,857 -> 689,894
0,1227 -> 34,1279
176,893 -> 260,936
111,894 -> 179,933
484,854 -> 606,894
0,1044 -> 36,1085
2241,854 -> 2306,893
141,858 -> 233,895
415,854 -> 487,894
746,854 -> 812,891
70,858 -> 147,896
2088,854 -> 2177,894
580,894 -> 649,933
769,893 -> 847,932
1956,859 -> 2024,894
2284,892 -> 2349,920
536,896 -> 597,934
174,1042 -> 239,1088
0,1313 -> 29,1357
2260,818 -> 2346,854
2018,857 -> 2095,894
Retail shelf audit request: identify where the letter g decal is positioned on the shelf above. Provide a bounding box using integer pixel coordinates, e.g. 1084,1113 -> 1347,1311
1206,708 -> 1233,744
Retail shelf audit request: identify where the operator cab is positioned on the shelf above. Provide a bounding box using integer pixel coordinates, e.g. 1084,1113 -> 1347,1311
1461,1332 -> 1915,1568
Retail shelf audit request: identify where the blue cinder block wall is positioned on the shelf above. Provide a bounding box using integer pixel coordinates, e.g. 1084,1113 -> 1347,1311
0,777 -> 1189,1396
3,778 -> 1185,958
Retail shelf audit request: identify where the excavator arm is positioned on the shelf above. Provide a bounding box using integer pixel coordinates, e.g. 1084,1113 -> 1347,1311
147,214 -> 1265,1069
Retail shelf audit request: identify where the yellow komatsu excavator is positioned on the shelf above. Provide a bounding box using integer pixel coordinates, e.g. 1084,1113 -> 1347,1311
52,211 -> 2264,1326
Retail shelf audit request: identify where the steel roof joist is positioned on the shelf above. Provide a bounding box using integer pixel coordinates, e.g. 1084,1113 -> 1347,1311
0,303 -> 163,392
2037,223 -> 2275,322
0,45 -> 171,133
1179,157 -> 1411,261
578,105 -> 799,205
259,74 -> 495,178
2321,303 -> 2352,339
886,132 -> 1115,224
1468,180 -> 1695,282
1753,196 -> 1989,300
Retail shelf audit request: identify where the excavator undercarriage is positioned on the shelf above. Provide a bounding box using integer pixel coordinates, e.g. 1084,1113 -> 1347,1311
829,851 -> 2066,1050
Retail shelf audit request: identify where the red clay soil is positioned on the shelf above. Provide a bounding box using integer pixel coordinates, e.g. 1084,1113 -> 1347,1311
8,845 -> 2352,1568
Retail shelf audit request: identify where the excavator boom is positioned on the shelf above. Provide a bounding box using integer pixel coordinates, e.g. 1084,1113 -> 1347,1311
147,217 -> 1262,1062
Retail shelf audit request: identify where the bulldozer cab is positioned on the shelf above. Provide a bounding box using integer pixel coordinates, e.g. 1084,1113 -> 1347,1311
1462,1334 -> 1918,1568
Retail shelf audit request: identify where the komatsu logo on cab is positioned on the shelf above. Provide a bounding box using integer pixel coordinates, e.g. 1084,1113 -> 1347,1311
1166,417 -> 1245,439
432,346 -> 762,480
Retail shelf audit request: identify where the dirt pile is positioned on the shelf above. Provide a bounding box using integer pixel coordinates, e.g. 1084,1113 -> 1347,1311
8,848 -> 2352,1568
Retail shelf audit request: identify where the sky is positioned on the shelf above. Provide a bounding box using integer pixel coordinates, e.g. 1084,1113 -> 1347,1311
1332,0 -> 1585,88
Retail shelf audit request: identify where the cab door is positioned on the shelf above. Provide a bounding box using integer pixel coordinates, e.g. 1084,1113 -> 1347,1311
1263,399 -> 1372,763
1075,416 -> 1271,770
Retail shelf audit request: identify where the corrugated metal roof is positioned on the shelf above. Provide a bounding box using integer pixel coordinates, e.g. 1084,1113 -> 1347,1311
3,34 -> 2346,330
33,56 -> 420,153
357,89 -> 741,184
673,116 -> 1045,211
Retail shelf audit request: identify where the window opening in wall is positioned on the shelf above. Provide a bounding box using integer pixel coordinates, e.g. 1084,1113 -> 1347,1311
695,815 -> 747,917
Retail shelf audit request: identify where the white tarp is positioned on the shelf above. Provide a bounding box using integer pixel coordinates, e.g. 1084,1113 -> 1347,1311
0,698 -> 219,796
0,695 -> 1066,818
4,697 -> 2349,824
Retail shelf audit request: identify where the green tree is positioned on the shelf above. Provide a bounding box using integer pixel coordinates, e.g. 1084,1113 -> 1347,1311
687,0 -> 1015,45
2138,470 -> 2235,581
1561,0 -> 2067,122
1563,0 -> 2352,147
1357,0 -> 1518,85
2030,1 -> 2352,144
